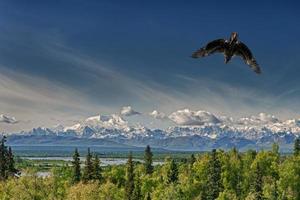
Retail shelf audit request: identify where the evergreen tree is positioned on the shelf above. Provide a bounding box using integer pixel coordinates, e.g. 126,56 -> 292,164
82,148 -> 93,182
206,149 -> 222,200
132,173 -> 142,200
92,154 -> 102,182
294,138 -> 300,156
0,137 -> 18,180
72,148 -> 81,184
167,159 -> 178,184
144,145 -> 153,175
190,154 -> 196,169
7,147 -> 16,174
252,163 -> 263,200
190,154 -> 196,165
0,136 -> 8,180
271,143 -> 280,199
125,152 -> 135,200
181,158 -> 188,164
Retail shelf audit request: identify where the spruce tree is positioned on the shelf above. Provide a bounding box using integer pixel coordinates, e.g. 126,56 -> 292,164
206,149 -> 222,200
294,138 -> 300,156
271,143 -> 280,199
72,148 -> 81,184
125,152 -> 135,200
7,147 -> 16,174
144,145 -> 153,175
190,154 -> 196,166
0,137 -> 17,180
82,148 -> 93,182
252,163 -> 263,200
167,159 -> 178,184
0,136 -> 8,180
92,154 -> 102,182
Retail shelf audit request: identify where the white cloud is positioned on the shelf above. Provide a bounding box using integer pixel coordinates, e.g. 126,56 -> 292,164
149,110 -> 167,120
237,112 -> 280,125
168,109 -> 221,126
0,114 -> 18,124
120,106 -> 141,116
255,113 -> 279,123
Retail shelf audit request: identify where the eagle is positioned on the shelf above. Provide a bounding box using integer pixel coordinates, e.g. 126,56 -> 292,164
191,32 -> 261,74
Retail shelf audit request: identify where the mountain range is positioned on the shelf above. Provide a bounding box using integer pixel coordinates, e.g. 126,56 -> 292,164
6,110 -> 300,152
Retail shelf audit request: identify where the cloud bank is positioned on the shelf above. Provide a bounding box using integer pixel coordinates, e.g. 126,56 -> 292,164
168,109 -> 221,126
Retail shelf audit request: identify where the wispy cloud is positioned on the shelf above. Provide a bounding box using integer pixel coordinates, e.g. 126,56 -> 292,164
1,36 -> 300,132
0,68 -> 109,132
0,114 -> 18,124
171,74 -> 300,119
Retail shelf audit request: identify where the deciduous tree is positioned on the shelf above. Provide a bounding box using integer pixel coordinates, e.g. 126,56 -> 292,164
132,173 -> 142,200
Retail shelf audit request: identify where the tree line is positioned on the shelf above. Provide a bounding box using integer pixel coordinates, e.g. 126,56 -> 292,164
0,138 -> 300,199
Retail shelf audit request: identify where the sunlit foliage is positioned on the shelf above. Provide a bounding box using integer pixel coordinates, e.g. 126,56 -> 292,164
1,141 -> 300,199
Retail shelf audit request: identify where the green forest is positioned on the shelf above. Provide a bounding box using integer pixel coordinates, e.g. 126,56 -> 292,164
1,136 -> 300,200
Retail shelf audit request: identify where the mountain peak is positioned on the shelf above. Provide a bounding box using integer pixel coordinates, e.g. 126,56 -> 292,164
8,111 -> 300,151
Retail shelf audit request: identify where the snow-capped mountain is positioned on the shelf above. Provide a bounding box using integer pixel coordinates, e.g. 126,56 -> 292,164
6,111 -> 300,151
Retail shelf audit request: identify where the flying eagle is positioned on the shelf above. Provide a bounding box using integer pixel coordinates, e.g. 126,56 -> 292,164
191,32 -> 261,74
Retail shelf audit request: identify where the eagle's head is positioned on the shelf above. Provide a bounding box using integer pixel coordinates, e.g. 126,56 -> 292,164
230,32 -> 238,43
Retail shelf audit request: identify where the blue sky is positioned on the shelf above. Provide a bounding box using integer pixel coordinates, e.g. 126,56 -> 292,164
0,0 -> 300,131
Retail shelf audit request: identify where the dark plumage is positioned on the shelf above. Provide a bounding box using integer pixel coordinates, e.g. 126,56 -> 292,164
192,32 -> 261,74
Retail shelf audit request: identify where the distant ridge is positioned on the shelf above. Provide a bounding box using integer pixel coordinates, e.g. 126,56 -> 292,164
6,112 -> 300,152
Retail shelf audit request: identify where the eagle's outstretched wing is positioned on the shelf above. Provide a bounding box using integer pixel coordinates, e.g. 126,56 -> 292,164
191,39 -> 226,58
233,42 -> 261,74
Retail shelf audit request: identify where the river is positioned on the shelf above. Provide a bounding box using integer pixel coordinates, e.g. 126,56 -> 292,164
22,157 -> 164,166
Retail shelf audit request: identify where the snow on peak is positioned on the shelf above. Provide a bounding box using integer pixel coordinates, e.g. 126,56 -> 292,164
86,114 -> 126,122
120,106 -> 140,116
237,113 -> 280,126
52,124 -> 64,132
255,113 -> 279,123
64,123 -> 81,131
21,108 -> 300,141
64,114 -> 129,133
149,110 -> 167,120
85,115 -> 101,122
284,119 -> 300,126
